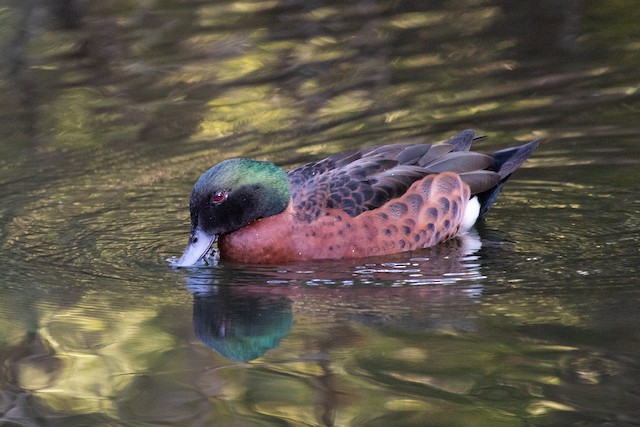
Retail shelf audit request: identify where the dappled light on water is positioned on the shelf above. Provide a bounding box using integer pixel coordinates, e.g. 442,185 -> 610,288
1,0 -> 640,425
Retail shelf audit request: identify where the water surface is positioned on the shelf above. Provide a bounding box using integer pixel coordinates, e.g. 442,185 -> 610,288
1,1 -> 639,426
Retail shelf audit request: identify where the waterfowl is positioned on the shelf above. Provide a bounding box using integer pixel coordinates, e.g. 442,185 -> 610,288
176,130 -> 539,266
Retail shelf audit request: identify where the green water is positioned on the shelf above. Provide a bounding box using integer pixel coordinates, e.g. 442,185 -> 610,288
1,1 -> 639,425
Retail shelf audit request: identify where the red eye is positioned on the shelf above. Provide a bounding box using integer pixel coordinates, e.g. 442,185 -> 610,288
212,190 -> 227,204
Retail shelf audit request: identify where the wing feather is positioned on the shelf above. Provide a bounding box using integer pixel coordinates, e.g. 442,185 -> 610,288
287,130 -> 529,222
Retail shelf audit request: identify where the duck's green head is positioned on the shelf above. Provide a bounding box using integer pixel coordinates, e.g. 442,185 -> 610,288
176,158 -> 290,267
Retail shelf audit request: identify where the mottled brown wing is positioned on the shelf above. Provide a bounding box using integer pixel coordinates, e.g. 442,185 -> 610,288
287,130 -> 503,222
288,145 -> 430,221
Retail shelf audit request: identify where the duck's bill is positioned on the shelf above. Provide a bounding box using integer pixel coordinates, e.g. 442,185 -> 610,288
174,228 -> 218,267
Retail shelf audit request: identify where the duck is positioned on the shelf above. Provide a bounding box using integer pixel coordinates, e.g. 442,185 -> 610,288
175,129 -> 539,266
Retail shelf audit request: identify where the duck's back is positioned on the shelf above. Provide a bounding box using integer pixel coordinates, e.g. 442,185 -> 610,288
287,129 -> 535,223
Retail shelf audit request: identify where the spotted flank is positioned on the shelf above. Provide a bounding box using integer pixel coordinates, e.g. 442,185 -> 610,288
175,130 -> 539,265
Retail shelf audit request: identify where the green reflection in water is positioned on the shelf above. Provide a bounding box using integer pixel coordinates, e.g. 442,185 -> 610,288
193,286 -> 293,362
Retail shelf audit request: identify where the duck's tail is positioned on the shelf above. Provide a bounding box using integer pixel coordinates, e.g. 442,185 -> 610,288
477,138 -> 541,219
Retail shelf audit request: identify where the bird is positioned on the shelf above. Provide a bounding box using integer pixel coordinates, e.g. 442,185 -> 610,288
175,129 -> 539,266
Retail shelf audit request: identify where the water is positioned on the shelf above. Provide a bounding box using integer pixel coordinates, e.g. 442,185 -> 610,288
1,1 -> 639,425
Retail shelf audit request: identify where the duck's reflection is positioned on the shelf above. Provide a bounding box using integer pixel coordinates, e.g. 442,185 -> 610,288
191,286 -> 292,362
186,231 -> 486,361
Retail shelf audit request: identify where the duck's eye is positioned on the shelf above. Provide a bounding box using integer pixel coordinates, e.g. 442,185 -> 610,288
211,190 -> 227,204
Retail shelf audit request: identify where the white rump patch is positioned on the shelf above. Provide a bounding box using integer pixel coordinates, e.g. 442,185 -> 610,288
461,196 -> 480,232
